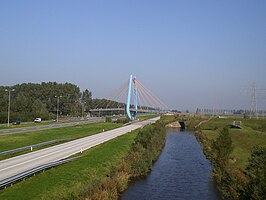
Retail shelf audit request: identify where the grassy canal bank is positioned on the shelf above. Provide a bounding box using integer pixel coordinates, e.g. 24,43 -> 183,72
192,116 -> 266,200
0,115 -> 175,199
0,122 -> 122,160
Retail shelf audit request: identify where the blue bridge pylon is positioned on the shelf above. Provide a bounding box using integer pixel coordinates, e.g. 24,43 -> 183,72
126,75 -> 138,120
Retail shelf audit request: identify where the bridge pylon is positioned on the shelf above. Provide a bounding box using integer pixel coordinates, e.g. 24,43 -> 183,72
126,75 -> 138,120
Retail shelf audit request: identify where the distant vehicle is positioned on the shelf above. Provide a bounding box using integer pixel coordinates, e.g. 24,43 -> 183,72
34,118 -> 42,123
12,120 -> 21,125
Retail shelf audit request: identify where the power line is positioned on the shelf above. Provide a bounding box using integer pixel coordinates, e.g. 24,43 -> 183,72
250,82 -> 258,119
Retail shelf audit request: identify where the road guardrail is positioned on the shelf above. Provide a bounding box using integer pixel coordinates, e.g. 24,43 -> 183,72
0,156 -> 81,189
0,139 -> 71,155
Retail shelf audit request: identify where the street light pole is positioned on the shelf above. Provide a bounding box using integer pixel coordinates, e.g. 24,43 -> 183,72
5,89 -> 15,127
55,96 -> 62,123
81,101 -> 86,120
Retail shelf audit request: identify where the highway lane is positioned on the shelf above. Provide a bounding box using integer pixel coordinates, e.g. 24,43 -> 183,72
0,117 -> 105,135
0,117 -> 159,181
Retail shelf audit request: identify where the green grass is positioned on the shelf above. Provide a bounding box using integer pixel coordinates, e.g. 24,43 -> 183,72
199,117 -> 266,170
199,117 -> 235,131
241,118 -> 266,132
137,114 -> 159,120
0,122 -> 122,153
0,119 -> 93,130
201,130 -> 219,140
230,127 -> 266,169
0,129 -> 138,200
0,121 -> 59,130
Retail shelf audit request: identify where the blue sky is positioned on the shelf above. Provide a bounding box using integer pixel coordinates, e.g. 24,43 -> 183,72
0,0 -> 266,111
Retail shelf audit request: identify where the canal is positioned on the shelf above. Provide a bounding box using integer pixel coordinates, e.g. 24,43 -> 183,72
121,129 -> 220,200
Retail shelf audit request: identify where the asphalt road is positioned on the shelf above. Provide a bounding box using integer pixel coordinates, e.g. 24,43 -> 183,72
0,117 -> 105,135
0,117 -> 160,181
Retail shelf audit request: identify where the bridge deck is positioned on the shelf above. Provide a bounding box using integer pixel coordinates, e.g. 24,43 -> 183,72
89,108 -> 159,113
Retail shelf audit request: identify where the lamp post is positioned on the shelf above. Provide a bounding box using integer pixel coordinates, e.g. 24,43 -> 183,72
5,89 -> 15,127
81,101 -> 86,120
55,96 -> 62,123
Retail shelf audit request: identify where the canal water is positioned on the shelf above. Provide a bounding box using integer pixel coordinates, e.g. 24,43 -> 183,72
121,130 -> 220,200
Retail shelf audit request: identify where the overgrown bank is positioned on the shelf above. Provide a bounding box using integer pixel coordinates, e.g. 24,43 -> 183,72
44,115 -> 175,199
192,117 -> 266,200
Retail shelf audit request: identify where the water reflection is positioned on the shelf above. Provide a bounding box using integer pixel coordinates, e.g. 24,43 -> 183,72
121,130 -> 219,200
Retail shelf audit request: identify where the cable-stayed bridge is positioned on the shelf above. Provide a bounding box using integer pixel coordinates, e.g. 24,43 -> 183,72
89,75 -> 169,119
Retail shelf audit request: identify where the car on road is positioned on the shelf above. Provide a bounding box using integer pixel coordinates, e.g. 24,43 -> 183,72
34,118 -> 42,123
12,120 -> 21,125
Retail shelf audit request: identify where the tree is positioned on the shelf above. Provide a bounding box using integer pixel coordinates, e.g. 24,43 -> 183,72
81,89 -> 92,111
211,127 -> 238,199
32,99 -> 50,119
0,82 -> 88,122
243,146 -> 266,200
212,127 -> 233,166
13,93 -> 28,113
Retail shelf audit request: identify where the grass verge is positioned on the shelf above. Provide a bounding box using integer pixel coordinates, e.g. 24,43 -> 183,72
137,114 -> 159,120
0,122 -> 122,159
0,121 -> 61,130
194,116 -> 266,199
0,129 -> 138,200
199,117 -> 266,169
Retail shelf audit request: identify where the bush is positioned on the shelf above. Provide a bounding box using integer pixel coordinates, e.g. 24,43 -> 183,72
105,117 -> 112,123
115,118 -> 130,124
243,146 -> 266,200
197,126 -> 251,200
212,127 -> 233,167
113,171 -> 129,192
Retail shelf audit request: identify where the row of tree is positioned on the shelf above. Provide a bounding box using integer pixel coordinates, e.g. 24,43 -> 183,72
196,127 -> 266,200
0,82 -> 122,123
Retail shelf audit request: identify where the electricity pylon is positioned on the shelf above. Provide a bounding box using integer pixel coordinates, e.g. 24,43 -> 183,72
250,82 -> 258,119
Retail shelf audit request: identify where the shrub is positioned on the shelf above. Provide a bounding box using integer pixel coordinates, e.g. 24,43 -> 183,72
243,146 -> 266,200
212,127 -> 233,167
113,171 -> 129,193
105,117 -> 112,123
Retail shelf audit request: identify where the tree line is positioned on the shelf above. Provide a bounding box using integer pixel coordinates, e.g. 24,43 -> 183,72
196,127 -> 266,200
0,82 -> 123,123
